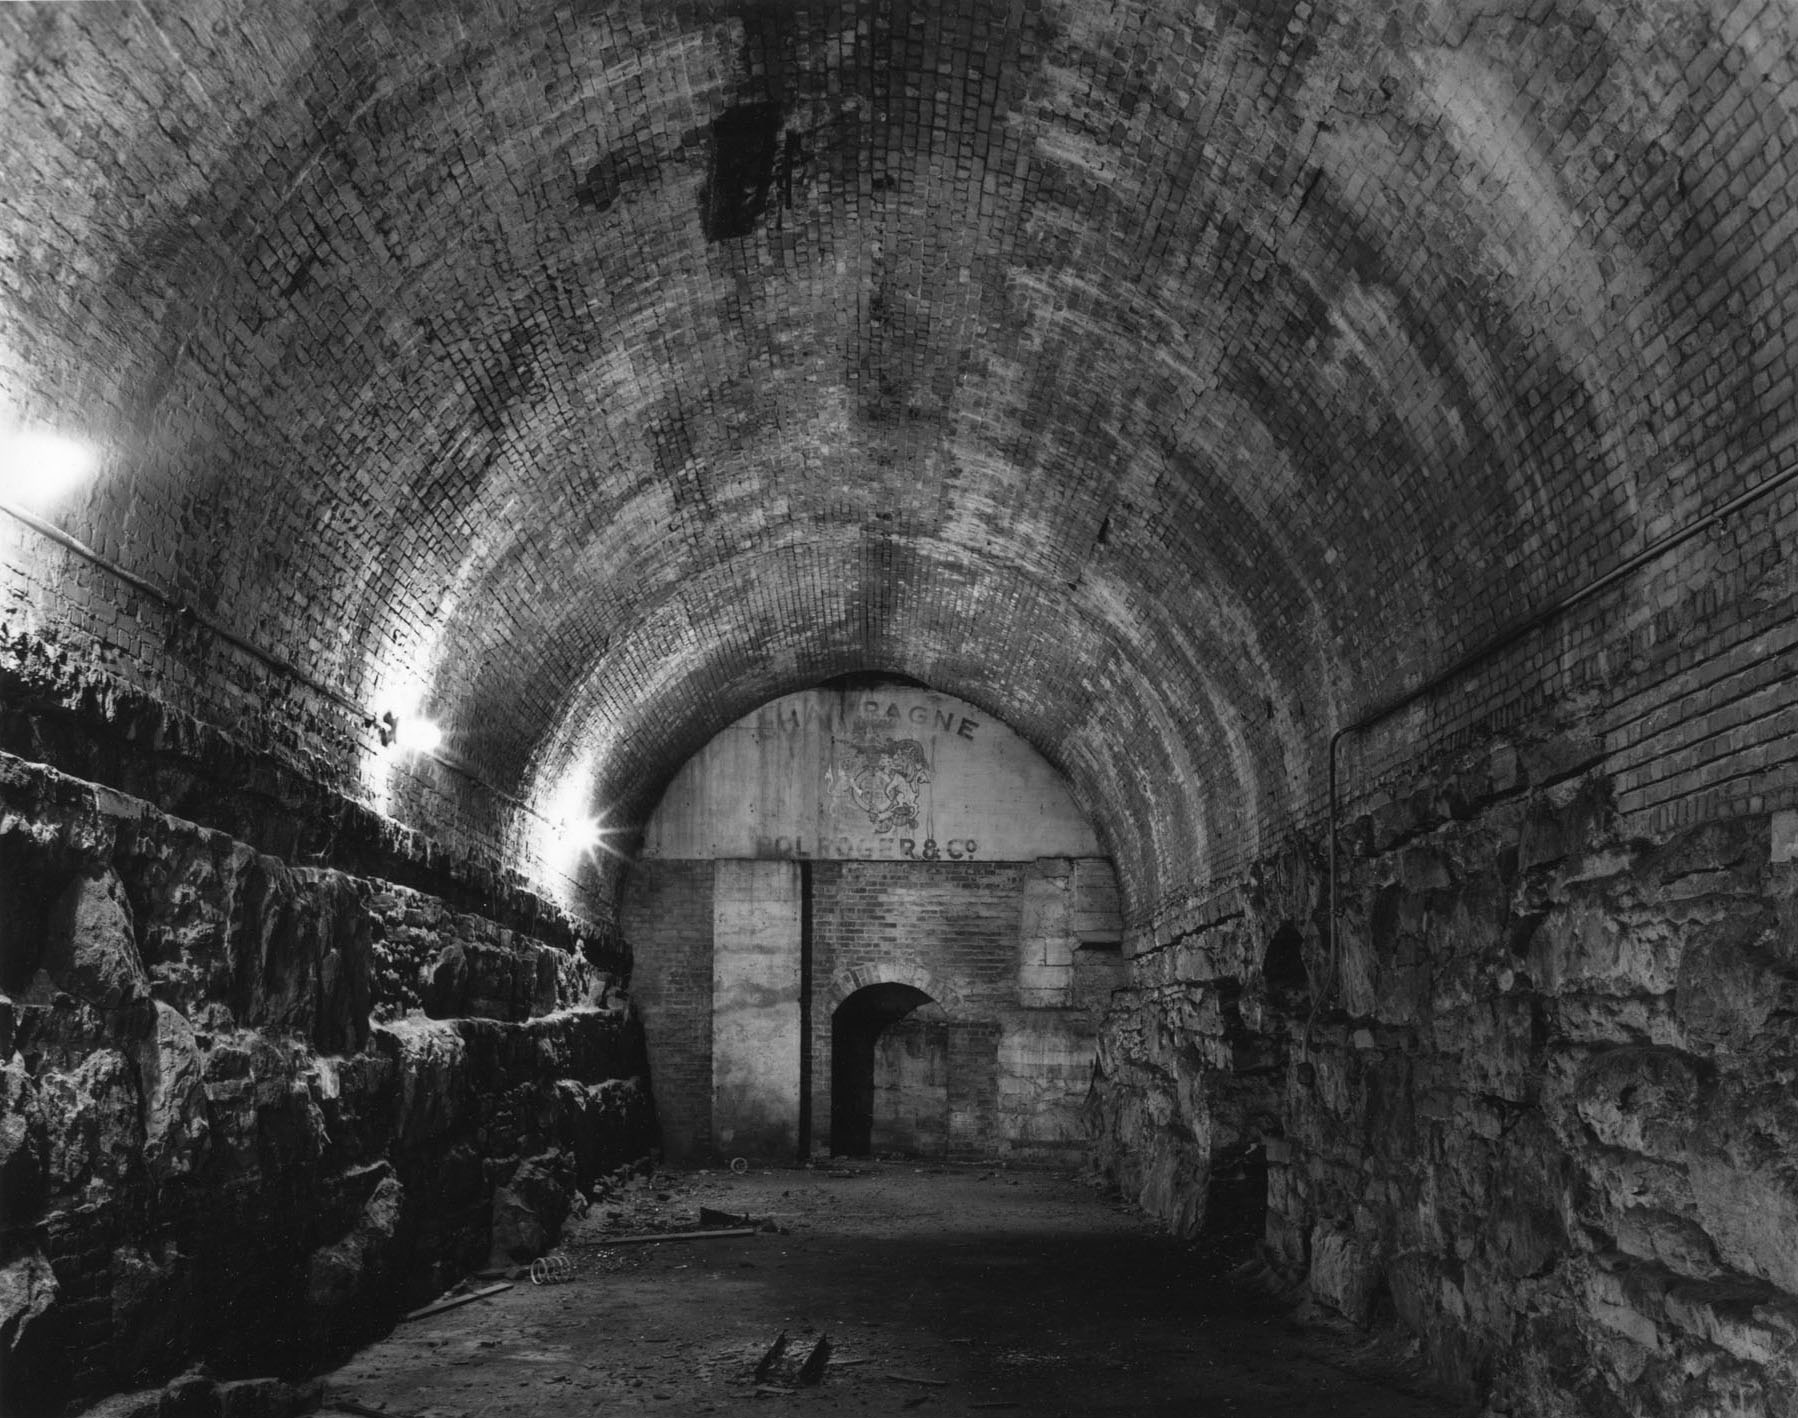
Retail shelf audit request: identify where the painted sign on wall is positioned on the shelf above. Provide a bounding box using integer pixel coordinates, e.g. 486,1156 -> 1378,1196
637,682 -> 1102,862
827,737 -> 932,834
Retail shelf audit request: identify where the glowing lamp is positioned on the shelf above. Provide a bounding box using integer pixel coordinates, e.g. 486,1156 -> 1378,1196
559,816 -> 603,852
380,712 -> 443,754
0,430 -> 96,509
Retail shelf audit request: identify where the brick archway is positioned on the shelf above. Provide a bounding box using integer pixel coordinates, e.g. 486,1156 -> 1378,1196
824,962 -> 967,1021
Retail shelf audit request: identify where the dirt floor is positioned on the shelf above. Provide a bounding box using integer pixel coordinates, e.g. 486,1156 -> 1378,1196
320,1163 -> 1469,1418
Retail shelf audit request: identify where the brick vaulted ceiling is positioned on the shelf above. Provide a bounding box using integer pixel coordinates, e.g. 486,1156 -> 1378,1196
2,1 -> 1793,919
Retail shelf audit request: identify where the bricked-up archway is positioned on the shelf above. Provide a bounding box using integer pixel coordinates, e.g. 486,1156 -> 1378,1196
5,1 -> 1793,933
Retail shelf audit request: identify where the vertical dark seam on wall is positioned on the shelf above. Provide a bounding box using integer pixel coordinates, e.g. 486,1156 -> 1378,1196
797,859 -> 814,1158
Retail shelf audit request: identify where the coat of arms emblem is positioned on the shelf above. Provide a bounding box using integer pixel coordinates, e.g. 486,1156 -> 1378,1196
826,738 -> 932,834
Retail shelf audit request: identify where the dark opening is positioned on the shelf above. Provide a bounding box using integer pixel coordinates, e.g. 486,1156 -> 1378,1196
0,837 -> 72,993
1264,923 -> 1309,1012
1205,1141 -> 1271,1264
797,862 -> 813,1157
815,670 -> 932,692
830,983 -> 947,1157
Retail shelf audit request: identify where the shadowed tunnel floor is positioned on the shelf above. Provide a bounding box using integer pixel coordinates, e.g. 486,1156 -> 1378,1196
320,1165 -> 1466,1417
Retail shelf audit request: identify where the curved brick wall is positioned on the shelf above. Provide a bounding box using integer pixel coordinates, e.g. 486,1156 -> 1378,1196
3,0 -> 1792,921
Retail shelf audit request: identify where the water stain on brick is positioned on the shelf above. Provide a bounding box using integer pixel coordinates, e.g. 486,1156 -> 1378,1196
700,101 -> 783,242
647,413 -> 696,484
576,156 -> 622,211
280,254 -> 315,300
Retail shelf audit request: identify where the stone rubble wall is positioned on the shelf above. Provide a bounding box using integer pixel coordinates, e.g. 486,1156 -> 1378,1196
0,631 -> 613,949
0,752 -> 654,1415
1091,722 -> 1798,1417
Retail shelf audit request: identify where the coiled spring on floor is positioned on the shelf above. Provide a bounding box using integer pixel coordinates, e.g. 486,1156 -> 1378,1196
529,1252 -> 574,1285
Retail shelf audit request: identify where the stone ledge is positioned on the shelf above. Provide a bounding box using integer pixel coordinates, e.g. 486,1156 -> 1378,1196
0,635 -> 613,958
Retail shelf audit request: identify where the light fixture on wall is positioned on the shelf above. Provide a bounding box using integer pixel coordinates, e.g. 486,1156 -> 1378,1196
558,815 -> 603,853
0,429 -> 97,510
528,751 -> 622,898
558,813 -> 627,861
379,711 -> 443,754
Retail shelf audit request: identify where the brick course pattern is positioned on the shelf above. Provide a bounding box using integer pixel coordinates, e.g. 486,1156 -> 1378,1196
810,859 -> 1027,1157
618,860 -> 716,1161
0,0 -> 1790,929
811,860 -> 1028,1009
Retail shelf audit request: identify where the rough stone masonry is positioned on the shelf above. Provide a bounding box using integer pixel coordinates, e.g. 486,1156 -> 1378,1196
1092,700 -> 1798,1416
0,750 -> 652,1412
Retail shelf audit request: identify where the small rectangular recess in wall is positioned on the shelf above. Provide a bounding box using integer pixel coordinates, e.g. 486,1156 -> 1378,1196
1774,810 -> 1797,864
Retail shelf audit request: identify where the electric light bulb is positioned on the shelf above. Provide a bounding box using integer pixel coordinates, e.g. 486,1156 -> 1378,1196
392,716 -> 443,754
561,816 -> 603,851
0,430 -> 96,509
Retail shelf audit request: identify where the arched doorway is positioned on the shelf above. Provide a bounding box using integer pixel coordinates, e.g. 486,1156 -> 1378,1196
831,983 -> 949,1157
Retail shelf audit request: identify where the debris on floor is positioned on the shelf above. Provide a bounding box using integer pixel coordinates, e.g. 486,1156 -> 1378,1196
319,1162 -> 1465,1417
528,1254 -> 574,1285
753,1330 -> 789,1383
400,1281 -> 513,1322
796,1333 -> 832,1385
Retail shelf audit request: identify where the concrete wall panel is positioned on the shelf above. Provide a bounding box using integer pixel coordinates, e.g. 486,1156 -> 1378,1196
710,860 -> 802,1159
